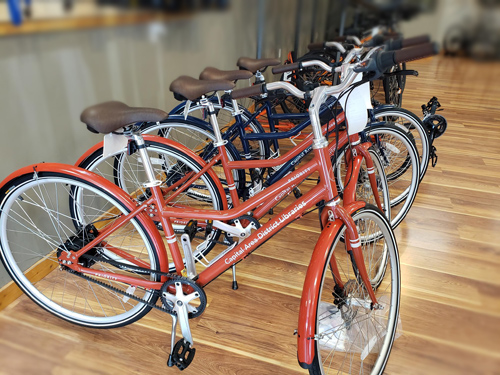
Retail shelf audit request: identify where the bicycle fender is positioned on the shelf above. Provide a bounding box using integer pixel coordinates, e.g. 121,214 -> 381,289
297,200 -> 365,368
0,162 -> 169,273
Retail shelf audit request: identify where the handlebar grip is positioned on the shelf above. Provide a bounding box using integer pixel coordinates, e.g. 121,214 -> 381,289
386,35 -> 431,51
272,62 -> 301,74
402,35 -> 431,48
230,84 -> 265,99
394,42 -> 439,64
307,42 -> 325,50
375,42 -> 439,72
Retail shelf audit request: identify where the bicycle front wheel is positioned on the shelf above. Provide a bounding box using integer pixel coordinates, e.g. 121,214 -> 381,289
310,205 -> 400,375
364,124 -> 420,228
0,170 -> 161,328
332,145 -> 391,226
372,106 -> 430,179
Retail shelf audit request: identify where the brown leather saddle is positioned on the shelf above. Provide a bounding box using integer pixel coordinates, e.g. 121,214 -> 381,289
236,57 -> 281,73
199,67 -> 253,81
81,101 -> 168,134
169,76 -> 235,101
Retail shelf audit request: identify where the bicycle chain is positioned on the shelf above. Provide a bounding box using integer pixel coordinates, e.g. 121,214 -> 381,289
67,254 -> 193,316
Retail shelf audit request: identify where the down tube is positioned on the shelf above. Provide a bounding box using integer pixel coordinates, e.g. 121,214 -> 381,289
196,183 -> 328,287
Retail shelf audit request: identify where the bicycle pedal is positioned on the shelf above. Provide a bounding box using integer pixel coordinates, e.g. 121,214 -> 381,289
184,220 -> 198,241
168,338 -> 196,370
293,187 -> 302,199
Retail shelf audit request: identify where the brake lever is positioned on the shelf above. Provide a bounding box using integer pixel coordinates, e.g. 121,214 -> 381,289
353,58 -> 384,80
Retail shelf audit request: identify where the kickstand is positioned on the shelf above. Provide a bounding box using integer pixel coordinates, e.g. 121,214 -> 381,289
232,264 -> 239,290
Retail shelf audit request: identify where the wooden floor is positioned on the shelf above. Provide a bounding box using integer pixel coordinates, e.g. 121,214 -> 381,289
1,55 -> 500,374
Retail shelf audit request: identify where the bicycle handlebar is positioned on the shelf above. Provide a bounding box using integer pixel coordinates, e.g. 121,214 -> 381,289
235,42 -> 438,101
307,42 -> 324,50
394,42 -> 439,63
272,60 -> 333,75
386,35 -> 431,51
231,81 -> 306,100
354,42 -> 439,77
230,84 -> 265,99
364,34 -> 431,50
272,62 -> 300,74
307,41 -> 346,53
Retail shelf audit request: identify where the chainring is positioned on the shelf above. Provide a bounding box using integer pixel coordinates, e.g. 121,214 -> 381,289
160,278 -> 207,319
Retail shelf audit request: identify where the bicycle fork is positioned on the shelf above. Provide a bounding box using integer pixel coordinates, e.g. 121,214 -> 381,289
297,201 -> 380,368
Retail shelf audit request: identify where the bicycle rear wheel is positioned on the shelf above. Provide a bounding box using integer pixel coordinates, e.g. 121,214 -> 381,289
140,120 -> 246,192
309,206 -> 400,375
0,170 -> 160,328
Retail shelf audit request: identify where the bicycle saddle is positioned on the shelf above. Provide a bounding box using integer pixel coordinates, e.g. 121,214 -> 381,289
169,76 -> 235,101
81,101 -> 168,134
237,57 -> 281,73
199,67 -> 253,82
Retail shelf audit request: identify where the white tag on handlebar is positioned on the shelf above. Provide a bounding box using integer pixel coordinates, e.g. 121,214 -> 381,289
338,74 -> 372,135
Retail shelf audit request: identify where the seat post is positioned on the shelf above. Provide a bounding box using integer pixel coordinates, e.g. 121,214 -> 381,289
199,96 -> 226,147
130,133 -> 162,187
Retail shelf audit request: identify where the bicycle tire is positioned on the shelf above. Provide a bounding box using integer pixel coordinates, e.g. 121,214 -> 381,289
309,205 -> 400,375
0,170 -> 161,328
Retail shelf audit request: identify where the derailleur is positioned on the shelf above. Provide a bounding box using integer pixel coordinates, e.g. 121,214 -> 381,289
162,277 -> 207,370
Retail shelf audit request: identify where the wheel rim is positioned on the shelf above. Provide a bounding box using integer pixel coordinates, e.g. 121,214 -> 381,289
364,127 -> 420,227
0,176 -> 158,326
373,109 -> 429,179
316,208 -> 399,375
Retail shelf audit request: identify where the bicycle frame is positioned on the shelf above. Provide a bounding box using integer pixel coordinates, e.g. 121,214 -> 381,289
61,139 -> 379,367
66,81 -> 384,368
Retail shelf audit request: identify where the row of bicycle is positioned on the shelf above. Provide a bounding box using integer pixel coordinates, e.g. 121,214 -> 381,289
0,31 -> 445,374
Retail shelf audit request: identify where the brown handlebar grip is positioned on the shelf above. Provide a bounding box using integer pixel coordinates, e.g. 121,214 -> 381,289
307,42 -> 325,50
230,84 -> 265,99
394,42 -> 439,64
272,62 -> 301,75
401,35 -> 431,48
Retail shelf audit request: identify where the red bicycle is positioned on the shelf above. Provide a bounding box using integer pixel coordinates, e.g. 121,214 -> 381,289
0,48 -> 416,374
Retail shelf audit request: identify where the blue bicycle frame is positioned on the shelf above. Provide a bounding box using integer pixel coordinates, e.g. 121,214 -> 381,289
168,94 -> 342,189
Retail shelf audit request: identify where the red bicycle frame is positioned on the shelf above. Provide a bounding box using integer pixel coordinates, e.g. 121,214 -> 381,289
62,87 -> 383,368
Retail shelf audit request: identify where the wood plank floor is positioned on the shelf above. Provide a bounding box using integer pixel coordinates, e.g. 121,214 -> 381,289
1,55 -> 500,374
